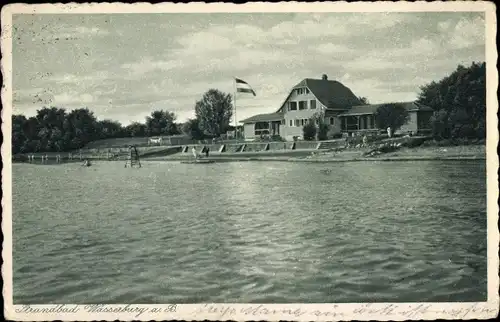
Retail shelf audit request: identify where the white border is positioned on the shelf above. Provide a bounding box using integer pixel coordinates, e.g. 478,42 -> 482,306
2,2 -> 498,321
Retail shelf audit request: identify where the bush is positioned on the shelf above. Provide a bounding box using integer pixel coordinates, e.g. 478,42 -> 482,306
328,131 -> 343,139
400,137 -> 427,148
254,135 -> 285,142
271,135 -> 286,142
302,122 -> 317,141
317,122 -> 329,141
374,103 -> 410,133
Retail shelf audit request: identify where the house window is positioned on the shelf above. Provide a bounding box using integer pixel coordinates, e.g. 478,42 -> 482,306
289,120 -> 293,127
301,119 -> 305,126
289,102 -> 297,111
297,88 -> 308,95
295,119 -> 300,127
281,119 -> 285,125
299,101 -> 307,110
310,100 -> 316,109
329,117 -> 335,125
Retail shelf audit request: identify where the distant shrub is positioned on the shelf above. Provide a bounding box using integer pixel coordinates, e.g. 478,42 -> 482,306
328,132 -> 343,139
271,135 -> 286,142
254,135 -> 285,142
400,137 -> 427,148
303,122 -> 317,141
420,137 -> 485,147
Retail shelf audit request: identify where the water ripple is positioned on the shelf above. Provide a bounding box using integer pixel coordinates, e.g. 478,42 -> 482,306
12,161 -> 487,303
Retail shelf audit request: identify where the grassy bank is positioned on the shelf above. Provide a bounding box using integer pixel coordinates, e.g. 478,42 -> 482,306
13,136 -> 486,164
143,144 -> 485,163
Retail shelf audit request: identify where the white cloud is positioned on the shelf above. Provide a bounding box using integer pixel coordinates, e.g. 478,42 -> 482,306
268,13 -> 410,43
385,37 -> 443,59
316,43 -> 351,55
48,71 -> 110,84
121,58 -> 184,76
438,20 -> 452,32
32,26 -> 109,41
449,16 -> 485,49
177,31 -> 233,52
53,92 -> 95,105
344,55 -> 407,71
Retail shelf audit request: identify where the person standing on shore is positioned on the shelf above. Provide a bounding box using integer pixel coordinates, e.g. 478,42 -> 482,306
191,147 -> 198,159
362,135 -> 368,147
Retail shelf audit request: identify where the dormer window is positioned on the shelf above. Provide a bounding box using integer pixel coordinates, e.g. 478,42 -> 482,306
296,87 -> 308,95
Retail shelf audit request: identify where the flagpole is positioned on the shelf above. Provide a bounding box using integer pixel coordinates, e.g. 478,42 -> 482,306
233,77 -> 237,142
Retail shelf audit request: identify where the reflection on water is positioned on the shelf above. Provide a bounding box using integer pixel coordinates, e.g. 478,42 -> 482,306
13,160 -> 487,303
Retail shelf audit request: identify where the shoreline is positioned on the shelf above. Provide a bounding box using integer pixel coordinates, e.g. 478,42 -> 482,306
147,144 -> 486,163
12,144 -> 486,164
144,155 -> 485,163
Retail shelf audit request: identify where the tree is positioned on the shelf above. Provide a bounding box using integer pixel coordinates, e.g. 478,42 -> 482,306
145,110 -> 179,136
194,89 -> 233,137
182,118 -> 205,140
374,103 -> 410,134
317,121 -> 329,141
35,107 -> 67,151
358,96 -> 370,105
12,115 -> 27,154
65,108 -> 99,149
417,62 -> 486,139
125,122 -> 147,137
97,120 -> 124,139
302,120 -> 317,141
309,109 -> 329,140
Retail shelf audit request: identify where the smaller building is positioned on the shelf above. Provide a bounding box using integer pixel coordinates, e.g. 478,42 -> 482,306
240,112 -> 284,140
337,101 -> 434,136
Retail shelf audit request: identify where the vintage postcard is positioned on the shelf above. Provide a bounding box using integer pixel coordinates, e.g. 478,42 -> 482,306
1,1 -> 498,321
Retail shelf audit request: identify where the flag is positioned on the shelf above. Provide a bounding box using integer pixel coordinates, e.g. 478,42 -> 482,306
235,78 -> 256,96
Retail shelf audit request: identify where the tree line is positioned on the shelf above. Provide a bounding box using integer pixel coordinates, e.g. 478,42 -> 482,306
12,62 -> 485,153
302,62 -> 486,141
12,88 -> 235,154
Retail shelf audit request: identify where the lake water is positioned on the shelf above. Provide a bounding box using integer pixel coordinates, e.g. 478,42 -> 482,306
12,160 -> 487,304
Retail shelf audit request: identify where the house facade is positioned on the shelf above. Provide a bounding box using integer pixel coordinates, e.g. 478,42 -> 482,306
240,74 -> 433,141
241,74 -> 363,141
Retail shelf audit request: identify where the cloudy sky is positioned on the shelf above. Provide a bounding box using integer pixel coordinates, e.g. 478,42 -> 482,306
12,12 -> 485,125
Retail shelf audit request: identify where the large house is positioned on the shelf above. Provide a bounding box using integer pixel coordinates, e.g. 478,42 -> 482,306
240,74 -> 433,141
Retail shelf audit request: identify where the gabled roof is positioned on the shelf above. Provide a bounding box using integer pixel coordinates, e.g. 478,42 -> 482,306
240,112 -> 284,123
277,78 -> 362,112
338,101 -> 433,116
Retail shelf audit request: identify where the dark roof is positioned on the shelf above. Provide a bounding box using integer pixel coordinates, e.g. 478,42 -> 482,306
338,101 -> 433,116
277,78 -> 362,112
240,112 -> 284,123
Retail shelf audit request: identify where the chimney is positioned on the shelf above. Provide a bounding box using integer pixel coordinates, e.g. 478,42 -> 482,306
322,74 -> 328,80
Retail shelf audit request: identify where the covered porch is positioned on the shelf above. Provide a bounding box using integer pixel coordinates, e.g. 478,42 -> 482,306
240,112 -> 284,141
254,120 -> 281,137
339,114 -> 377,132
